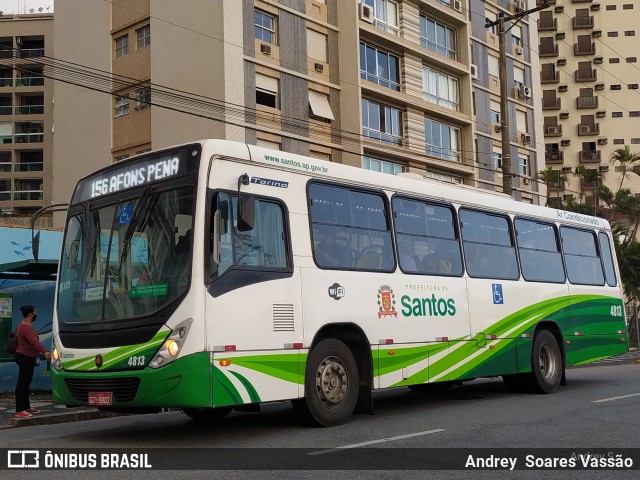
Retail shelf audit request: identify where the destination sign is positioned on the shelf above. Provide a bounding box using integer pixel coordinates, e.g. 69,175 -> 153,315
72,146 -> 200,204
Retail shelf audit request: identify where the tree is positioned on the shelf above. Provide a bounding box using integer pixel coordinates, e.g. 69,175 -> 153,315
537,166 -> 568,207
610,145 -> 640,191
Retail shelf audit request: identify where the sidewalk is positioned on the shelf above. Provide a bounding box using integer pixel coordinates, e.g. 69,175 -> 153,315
0,349 -> 637,430
0,392 -> 119,430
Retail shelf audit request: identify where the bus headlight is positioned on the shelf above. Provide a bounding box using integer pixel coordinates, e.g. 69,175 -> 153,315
52,343 -> 62,370
149,319 -> 192,369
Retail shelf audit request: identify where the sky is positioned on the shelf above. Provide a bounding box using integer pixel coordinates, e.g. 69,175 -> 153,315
0,0 -> 53,14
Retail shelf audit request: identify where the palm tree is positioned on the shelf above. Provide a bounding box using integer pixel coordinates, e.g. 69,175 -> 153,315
537,166 -> 567,207
610,145 -> 640,190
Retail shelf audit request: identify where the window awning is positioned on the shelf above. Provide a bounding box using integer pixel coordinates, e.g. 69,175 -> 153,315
309,91 -> 334,120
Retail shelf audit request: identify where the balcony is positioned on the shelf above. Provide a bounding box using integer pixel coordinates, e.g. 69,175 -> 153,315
0,106 -> 11,116
0,78 -> 12,88
15,77 -> 44,87
539,18 -> 558,32
578,123 -> 599,135
577,96 -> 598,109
13,190 -> 43,201
13,162 -> 43,172
539,43 -> 559,57
15,105 -> 44,115
545,151 -> 564,164
541,71 -> 560,84
579,150 -> 602,163
538,0 -> 556,4
573,16 -> 594,29
0,49 -> 12,59
574,43 -> 596,55
575,69 -> 597,82
544,125 -> 563,136
543,97 -> 562,110
16,48 -> 44,59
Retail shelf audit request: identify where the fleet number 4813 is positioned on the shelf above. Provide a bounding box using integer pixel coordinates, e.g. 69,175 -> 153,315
127,356 -> 145,367
610,305 -> 623,317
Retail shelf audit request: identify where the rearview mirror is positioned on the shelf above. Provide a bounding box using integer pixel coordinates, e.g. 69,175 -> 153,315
237,195 -> 255,232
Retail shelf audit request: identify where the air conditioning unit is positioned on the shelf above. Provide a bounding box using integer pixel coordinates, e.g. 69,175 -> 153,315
559,111 -> 570,119
599,165 -> 609,172
314,63 -> 324,73
594,83 -> 605,90
515,46 -> 524,56
514,0 -> 526,13
591,3 -> 601,11
592,30 -> 602,38
523,178 -> 530,185
555,6 -> 564,14
562,166 -> 573,173
519,85 -> 532,99
453,0 -> 463,13
558,84 -> 568,92
494,124 -> 502,133
359,2 -> 374,23
596,110 -> 606,118
521,133 -> 532,145
561,139 -> 571,146
597,137 -> 608,145
557,58 -> 567,66
470,64 -> 478,80
547,126 -> 559,134
593,56 -> 604,64
556,31 -> 566,40
260,43 -> 272,55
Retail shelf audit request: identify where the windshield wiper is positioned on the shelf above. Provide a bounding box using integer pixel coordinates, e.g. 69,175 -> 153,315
119,186 -> 156,269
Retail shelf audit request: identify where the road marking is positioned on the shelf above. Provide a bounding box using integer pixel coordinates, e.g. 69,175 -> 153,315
307,428 -> 445,456
592,392 -> 640,403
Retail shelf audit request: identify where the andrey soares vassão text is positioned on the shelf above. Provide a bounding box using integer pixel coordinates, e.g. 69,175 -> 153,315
465,453 -> 634,470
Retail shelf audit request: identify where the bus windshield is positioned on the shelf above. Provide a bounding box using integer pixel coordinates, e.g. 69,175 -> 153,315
57,186 -> 195,324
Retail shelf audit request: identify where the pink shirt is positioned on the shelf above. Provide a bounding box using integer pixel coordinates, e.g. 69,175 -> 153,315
16,322 -> 48,358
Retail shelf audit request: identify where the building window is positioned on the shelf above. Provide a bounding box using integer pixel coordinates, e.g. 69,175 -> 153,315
363,0 -> 399,36
610,58 -> 620,63
608,32 -> 618,37
425,118 -> 461,162
630,111 -> 640,117
488,55 -> 500,80
13,178 -> 43,201
623,4 -> 634,9
490,100 -> 501,124
136,25 -> 150,49
426,171 -> 464,184
492,150 -> 502,170
625,31 -> 636,36
611,85 -> 622,90
513,65 -> 525,88
114,95 -> 129,117
115,35 -> 128,57
630,84 -> 640,89
136,88 -> 151,110
613,138 -> 625,144
307,29 -> 327,62
363,156 -> 405,175
631,138 -> 640,144
511,23 -> 522,47
423,66 -> 460,111
255,73 -> 278,109
612,112 -> 623,117
606,5 -> 617,10
420,15 -> 457,60
628,58 -> 638,63
518,156 -> 528,176
362,98 -> 403,146
255,9 -> 276,44
359,42 -> 400,91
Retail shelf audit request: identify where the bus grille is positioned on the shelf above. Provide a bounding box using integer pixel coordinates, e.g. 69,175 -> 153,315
64,377 -> 141,403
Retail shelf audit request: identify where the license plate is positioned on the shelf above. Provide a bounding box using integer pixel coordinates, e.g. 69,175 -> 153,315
88,391 -> 113,406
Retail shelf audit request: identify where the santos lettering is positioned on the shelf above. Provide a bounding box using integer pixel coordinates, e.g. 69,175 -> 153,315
401,294 -> 456,317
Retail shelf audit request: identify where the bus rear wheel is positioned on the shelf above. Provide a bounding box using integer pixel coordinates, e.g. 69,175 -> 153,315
182,407 -> 232,421
526,330 -> 562,394
296,338 -> 359,427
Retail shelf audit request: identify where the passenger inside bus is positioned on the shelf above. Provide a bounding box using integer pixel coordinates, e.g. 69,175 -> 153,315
315,226 -> 351,267
398,238 -> 418,272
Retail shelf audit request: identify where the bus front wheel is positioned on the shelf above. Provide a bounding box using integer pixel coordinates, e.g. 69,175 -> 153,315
297,338 -> 359,427
528,330 -> 562,394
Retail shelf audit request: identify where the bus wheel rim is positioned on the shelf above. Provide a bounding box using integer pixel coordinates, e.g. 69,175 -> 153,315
539,343 -> 557,382
315,356 -> 348,408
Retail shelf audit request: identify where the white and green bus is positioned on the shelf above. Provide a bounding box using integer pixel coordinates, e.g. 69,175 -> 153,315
51,139 -> 628,426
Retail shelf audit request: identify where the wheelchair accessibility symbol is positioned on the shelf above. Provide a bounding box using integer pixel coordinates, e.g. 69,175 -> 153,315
118,204 -> 133,225
492,284 -> 504,305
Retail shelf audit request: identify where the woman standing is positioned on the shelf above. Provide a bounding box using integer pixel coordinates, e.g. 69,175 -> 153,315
14,305 -> 50,418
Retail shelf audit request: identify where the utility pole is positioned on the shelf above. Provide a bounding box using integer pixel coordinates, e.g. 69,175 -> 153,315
486,2 -> 552,197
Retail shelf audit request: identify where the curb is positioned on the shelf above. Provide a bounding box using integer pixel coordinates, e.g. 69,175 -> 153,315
3,409 -> 121,429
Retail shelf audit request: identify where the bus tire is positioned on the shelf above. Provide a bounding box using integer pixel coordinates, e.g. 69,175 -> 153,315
299,338 -> 359,427
182,407 -> 232,421
527,330 -> 562,394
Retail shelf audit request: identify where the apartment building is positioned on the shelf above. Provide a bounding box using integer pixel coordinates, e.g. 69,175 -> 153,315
51,1 -> 546,227
538,0 -> 640,207
471,0 -> 544,203
0,12 -> 53,224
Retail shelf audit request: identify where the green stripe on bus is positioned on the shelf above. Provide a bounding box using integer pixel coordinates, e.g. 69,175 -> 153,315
229,371 -> 261,403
